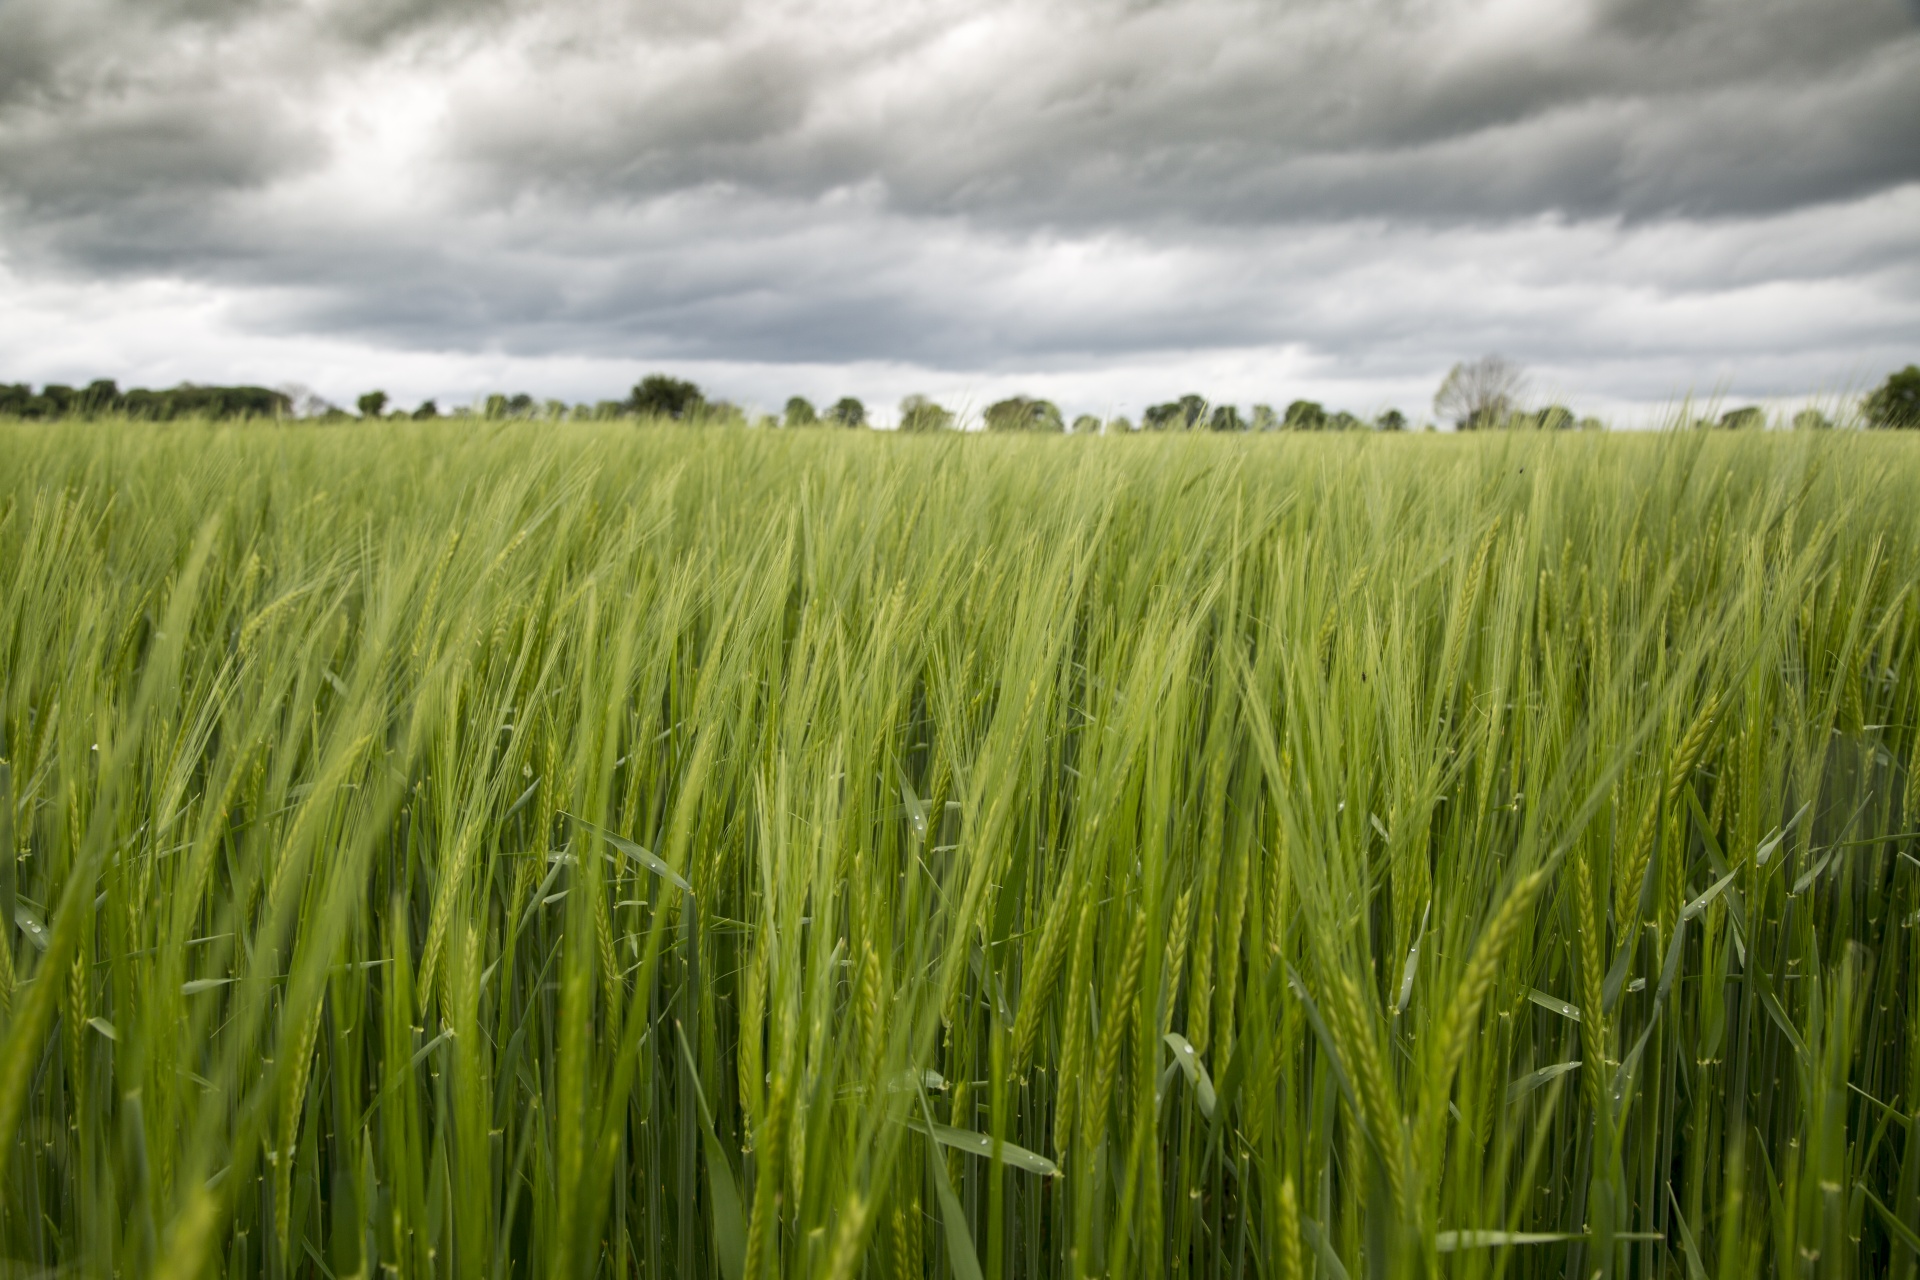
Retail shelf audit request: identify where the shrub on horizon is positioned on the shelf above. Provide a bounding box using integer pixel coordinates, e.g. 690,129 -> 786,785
1143,394 -> 1207,430
984,396 -> 1063,432
1283,400 -> 1327,431
1864,365 -> 1920,429
899,395 -> 954,433
629,374 -> 705,420
827,397 -> 867,428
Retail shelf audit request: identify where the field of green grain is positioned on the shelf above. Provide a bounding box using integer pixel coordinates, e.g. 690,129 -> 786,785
0,421 -> 1917,1279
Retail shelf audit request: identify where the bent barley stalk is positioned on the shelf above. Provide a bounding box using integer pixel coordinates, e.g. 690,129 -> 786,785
0,419 -> 1914,1278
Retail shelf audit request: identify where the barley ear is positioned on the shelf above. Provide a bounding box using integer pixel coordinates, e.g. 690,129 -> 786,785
856,938 -> 885,1080
1160,887 -> 1194,1037
1435,868 -> 1549,1090
1052,902 -> 1095,1154
738,942 -> 767,1125
1087,909 -> 1147,1148
1325,969 -> 1407,1210
1666,692 -> 1722,807
1571,852 -> 1610,1115
1276,1176 -> 1305,1280
743,1073 -> 788,1280
1616,789 -> 1660,926
274,996 -> 327,1265
1011,884 -> 1077,1076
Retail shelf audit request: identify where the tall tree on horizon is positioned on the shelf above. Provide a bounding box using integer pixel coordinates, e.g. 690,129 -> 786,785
1435,355 -> 1526,429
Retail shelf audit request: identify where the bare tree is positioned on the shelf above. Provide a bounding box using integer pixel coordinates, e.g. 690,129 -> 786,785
278,383 -> 336,419
1434,355 -> 1526,429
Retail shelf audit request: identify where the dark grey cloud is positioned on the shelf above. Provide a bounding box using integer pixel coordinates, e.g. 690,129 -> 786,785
0,94 -> 320,219
79,181 -> 1902,384
436,0 -> 1920,226
0,2 -> 330,220
8,0 -> 1916,235
324,0 -> 514,47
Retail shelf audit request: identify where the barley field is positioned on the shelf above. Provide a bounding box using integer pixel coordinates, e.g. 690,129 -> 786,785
0,421 -> 1917,1279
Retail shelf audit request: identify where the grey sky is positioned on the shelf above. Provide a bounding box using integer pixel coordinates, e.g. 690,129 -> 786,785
1,0 -> 1916,423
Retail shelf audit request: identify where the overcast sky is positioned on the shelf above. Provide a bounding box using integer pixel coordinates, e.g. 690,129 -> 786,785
2,0 -> 1917,424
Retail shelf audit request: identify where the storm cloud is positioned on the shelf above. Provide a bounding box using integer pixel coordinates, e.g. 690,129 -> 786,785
1,0 -> 1916,419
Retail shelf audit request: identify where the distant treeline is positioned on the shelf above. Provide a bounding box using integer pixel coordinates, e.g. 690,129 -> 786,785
0,380 -> 291,420
408,363 -> 1920,432
7,364 -> 1915,430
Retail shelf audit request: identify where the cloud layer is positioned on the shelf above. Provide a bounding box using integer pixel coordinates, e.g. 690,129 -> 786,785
1,0 -> 1916,419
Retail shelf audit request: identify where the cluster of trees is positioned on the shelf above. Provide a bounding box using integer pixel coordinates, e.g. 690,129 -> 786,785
1690,406 -> 1832,431
779,395 -> 869,428
891,393 -> 1410,433
1432,357 -> 1920,432
0,375 -> 745,425
353,375 -> 733,422
349,391 -> 447,420
1138,395 -> 1411,432
788,393 -> 1065,433
1430,357 -> 1599,431
338,376 -> 749,423
0,380 -> 291,420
